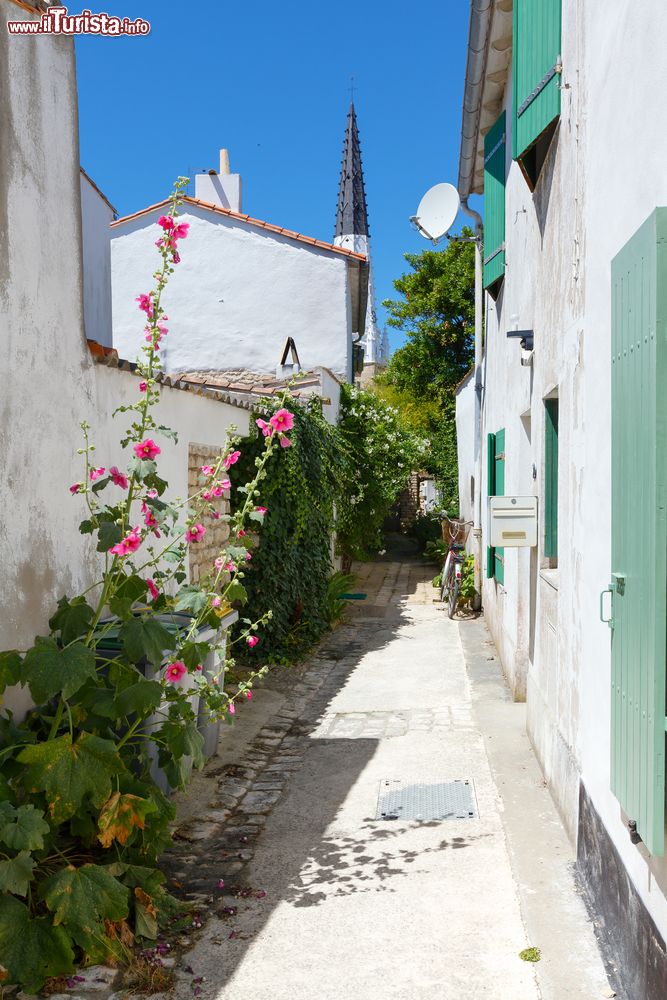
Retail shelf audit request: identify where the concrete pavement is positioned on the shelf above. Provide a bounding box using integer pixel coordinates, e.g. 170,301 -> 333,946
165,546 -> 613,1000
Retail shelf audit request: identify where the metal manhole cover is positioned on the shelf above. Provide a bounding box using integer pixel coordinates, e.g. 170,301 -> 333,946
375,779 -> 477,821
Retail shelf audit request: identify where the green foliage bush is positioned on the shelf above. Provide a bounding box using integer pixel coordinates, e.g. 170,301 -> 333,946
232,395 -> 344,662
336,384 -> 427,560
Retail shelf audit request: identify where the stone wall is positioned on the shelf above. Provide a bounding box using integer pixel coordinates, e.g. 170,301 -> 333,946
398,472 -> 421,530
188,444 -> 231,584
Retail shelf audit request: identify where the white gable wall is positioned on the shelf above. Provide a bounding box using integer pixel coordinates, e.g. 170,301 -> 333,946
80,171 -> 114,347
111,207 -> 353,380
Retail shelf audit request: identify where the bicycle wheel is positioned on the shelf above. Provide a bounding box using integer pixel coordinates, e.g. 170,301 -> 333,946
440,565 -> 448,603
448,568 -> 460,619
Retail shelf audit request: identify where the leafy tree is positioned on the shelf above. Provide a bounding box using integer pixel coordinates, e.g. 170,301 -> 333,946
379,232 -> 475,508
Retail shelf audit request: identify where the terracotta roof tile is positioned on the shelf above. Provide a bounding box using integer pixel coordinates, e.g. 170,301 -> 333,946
111,196 -> 367,262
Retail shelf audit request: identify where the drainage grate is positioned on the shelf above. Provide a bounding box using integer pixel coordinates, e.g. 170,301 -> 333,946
375,779 -> 477,821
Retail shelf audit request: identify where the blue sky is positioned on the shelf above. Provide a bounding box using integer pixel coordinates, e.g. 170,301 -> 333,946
76,1 -> 473,353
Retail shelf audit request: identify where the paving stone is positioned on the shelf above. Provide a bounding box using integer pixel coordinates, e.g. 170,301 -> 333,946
240,790 -> 282,813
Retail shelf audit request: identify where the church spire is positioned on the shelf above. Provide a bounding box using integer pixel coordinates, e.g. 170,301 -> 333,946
334,103 -> 369,239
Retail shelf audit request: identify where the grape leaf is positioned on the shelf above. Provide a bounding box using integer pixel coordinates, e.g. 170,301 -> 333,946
0,851 -> 35,896
0,894 -> 74,991
0,651 -> 21,694
49,596 -> 94,645
119,618 -> 176,667
23,638 -> 96,704
17,733 -> 122,823
97,792 -> 158,848
0,803 -> 50,851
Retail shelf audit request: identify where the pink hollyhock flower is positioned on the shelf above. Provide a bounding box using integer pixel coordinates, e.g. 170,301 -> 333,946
110,526 -> 142,557
157,320 -> 168,335
134,439 -> 161,461
146,578 -> 159,601
224,450 -> 241,470
214,557 -> 225,571
226,561 -> 236,573
211,480 -> 231,497
147,488 -> 158,499
247,635 -> 259,648
245,690 -> 253,700
279,436 -> 292,449
245,552 -> 252,561
165,661 -> 186,684
255,418 -> 273,437
228,702 -> 236,715
211,511 -> 221,520
70,483 -> 83,494
172,251 -> 181,264
237,529 -> 246,537
201,465 -> 215,476
269,408 -> 294,433
158,215 -> 175,231
89,466 -> 106,482
195,664 -> 203,672
255,506 -> 267,514
142,504 -> 159,532
139,381 -> 148,393
110,466 -> 129,489
136,293 -> 153,317
201,490 -> 213,502
211,596 -> 222,608
217,879 -> 225,889
186,523 -> 206,543
172,222 -> 190,240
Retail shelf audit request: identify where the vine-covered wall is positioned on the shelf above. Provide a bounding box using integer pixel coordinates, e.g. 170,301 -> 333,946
233,396 -> 344,661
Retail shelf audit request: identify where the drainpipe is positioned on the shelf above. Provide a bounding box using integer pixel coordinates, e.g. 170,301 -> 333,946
461,198 -> 484,606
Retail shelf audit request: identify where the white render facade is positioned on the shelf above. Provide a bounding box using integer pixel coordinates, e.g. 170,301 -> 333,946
110,177 -> 367,382
455,1 -> 667,994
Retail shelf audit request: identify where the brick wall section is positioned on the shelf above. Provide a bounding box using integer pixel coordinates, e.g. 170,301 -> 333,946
398,471 -> 421,530
188,443 -> 231,584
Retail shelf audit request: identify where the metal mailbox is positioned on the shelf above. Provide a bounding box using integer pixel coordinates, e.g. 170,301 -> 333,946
488,496 -> 538,547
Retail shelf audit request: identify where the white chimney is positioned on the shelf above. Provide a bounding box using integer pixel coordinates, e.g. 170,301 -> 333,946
194,148 -> 242,213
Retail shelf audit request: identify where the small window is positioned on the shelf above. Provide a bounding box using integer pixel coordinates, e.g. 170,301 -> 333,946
544,399 -> 559,563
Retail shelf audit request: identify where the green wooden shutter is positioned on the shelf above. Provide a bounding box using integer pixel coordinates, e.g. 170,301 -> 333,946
483,112 -> 506,290
486,432 -> 496,578
494,429 -> 505,585
610,208 -> 667,856
512,0 -> 562,173
544,399 -> 559,558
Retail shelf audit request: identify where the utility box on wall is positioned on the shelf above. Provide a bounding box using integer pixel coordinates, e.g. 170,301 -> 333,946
488,496 -> 538,547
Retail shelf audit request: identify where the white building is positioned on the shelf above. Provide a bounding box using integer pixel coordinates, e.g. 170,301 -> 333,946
80,166 -> 115,348
110,151 -> 368,383
455,2 -> 667,994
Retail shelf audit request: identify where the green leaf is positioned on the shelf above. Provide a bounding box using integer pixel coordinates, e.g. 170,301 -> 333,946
109,596 -> 136,621
248,510 -> 265,523
119,618 -> 176,667
180,641 -> 210,671
115,574 -> 149,604
0,894 -> 74,991
0,651 -> 21,693
114,680 -> 163,719
155,424 -> 178,443
49,596 -> 95,645
143,473 -> 168,496
91,476 -> 111,494
128,456 -> 157,481
0,803 -> 50,851
0,851 -> 36,896
226,580 -> 248,604
134,887 -> 158,939
79,519 -> 95,535
157,719 -> 204,776
17,733 -> 123,823
97,520 -> 122,553
173,586 -> 208,615
23,638 -> 96,704
41,864 -> 129,950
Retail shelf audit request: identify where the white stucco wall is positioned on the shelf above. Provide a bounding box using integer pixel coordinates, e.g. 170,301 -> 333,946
111,206 -> 353,381
0,8 -> 250,718
455,372 -> 476,524
80,171 -> 114,347
468,0 -> 667,933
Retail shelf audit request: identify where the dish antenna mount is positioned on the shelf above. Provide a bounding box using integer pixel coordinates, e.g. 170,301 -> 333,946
410,183 -> 461,244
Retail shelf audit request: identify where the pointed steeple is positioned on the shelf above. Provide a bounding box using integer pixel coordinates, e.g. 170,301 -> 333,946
335,103 -> 369,239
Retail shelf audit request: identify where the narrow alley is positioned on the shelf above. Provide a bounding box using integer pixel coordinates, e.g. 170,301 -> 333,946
165,544 -> 612,1000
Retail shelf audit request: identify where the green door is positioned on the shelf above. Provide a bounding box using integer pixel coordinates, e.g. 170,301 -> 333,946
610,208 -> 667,856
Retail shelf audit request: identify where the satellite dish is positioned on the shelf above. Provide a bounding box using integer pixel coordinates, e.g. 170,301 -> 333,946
410,183 -> 460,243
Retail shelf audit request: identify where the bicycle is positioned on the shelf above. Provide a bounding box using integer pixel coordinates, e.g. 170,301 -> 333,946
439,513 -> 473,619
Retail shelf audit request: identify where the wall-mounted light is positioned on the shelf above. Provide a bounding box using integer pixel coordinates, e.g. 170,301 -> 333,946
506,329 -> 534,351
